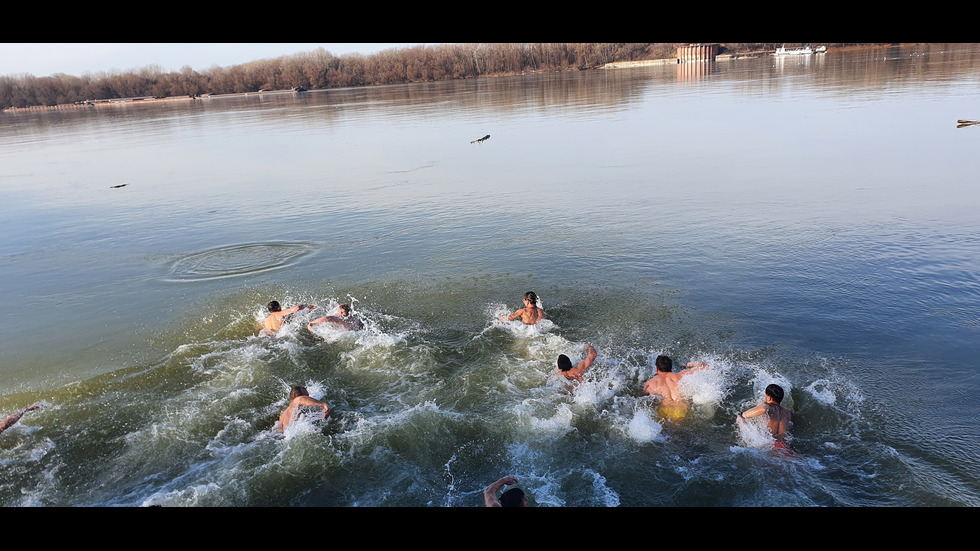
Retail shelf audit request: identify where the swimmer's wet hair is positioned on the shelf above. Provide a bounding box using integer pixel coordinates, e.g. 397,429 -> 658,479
268,300 -> 282,312
339,304 -> 350,315
500,487 -> 526,507
524,291 -> 538,305
557,354 -> 572,371
655,355 -> 673,372
765,384 -> 784,404
290,387 -> 309,400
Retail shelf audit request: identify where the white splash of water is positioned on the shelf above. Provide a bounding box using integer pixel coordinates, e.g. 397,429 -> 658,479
626,408 -> 664,444
585,469 -> 621,507
529,402 -> 576,433
805,378 -> 837,406
735,415 -> 776,449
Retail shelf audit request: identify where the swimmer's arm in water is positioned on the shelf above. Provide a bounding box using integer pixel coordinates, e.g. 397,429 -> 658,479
307,316 -> 328,331
501,307 -> 526,322
280,397 -> 330,430
484,475 -> 518,507
675,361 -> 710,384
0,404 -> 42,434
284,304 -> 315,315
682,361 -> 709,374
736,403 -> 766,426
293,396 -> 330,419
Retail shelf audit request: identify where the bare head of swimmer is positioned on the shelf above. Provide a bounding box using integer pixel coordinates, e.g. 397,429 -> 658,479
557,354 -> 573,372
765,384 -> 784,404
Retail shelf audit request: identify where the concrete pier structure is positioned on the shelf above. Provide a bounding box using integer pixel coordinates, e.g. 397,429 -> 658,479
677,43 -> 719,63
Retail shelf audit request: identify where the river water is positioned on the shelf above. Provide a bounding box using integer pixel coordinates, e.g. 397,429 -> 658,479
1,43 -> 978,507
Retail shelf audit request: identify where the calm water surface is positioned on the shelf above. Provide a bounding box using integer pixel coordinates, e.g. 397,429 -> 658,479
1,44 -> 978,506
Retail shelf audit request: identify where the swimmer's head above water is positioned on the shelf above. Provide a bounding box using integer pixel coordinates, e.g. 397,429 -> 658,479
557,354 -> 572,372
765,384 -> 784,404
655,355 -> 673,373
268,300 -> 282,312
499,487 -> 527,507
523,291 -> 538,306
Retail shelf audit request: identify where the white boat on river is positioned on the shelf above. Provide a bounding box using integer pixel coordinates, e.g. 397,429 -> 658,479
774,45 -> 827,55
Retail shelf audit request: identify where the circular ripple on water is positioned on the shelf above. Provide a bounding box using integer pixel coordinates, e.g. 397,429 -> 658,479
166,242 -> 317,282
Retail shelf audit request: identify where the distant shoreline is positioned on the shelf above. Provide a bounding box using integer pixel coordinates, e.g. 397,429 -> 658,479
0,44 -> 905,114
0,89 -> 299,113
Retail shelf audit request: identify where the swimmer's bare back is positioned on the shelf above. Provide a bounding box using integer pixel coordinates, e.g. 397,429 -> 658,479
502,306 -> 546,325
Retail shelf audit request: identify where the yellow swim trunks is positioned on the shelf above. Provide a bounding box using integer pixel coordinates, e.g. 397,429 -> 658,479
658,403 -> 688,421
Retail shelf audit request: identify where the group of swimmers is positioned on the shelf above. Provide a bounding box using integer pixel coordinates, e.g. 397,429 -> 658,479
255,290 -> 795,504
0,292 -> 794,508
257,300 -> 361,431
259,300 -> 363,337
485,375 -> 794,507
492,292 -> 795,506
494,293 -> 793,442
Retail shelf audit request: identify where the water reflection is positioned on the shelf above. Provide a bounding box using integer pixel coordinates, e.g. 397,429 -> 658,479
676,60 -> 717,81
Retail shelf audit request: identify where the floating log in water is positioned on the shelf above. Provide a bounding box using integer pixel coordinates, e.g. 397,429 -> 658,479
470,134 -> 490,144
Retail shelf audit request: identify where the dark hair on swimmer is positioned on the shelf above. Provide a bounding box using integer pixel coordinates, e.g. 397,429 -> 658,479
339,304 -> 350,315
499,487 -> 526,507
290,386 -> 309,400
267,300 -> 282,312
557,354 -> 573,372
655,355 -> 673,372
765,384 -> 784,404
524,291 -> 538,305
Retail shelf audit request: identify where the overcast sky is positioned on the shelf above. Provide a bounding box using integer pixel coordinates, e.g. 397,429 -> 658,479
0,43 -> 426,78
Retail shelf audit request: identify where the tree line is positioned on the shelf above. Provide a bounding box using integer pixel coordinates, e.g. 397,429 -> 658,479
0,43 -> 842,110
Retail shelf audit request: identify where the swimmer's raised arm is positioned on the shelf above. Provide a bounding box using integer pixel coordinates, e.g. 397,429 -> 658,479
581,344 -> 597,370
484,475 -> 518,507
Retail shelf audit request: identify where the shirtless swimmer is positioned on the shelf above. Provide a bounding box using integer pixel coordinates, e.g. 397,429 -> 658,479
500,291 -> 546,325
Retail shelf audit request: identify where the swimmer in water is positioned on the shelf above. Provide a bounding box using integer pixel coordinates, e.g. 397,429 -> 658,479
307,303 -> 363,332
642,356 -> 709,421
278,386 -> 330,431
484,475 -> 527,507
500,291 -> 546,325
0,404 -> 42,436
259,300 -> 316,336
737,383 -> 793,449
557,344 -> 598,383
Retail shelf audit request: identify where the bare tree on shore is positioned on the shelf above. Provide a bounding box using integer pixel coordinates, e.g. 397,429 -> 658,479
0,43 -> 663,109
